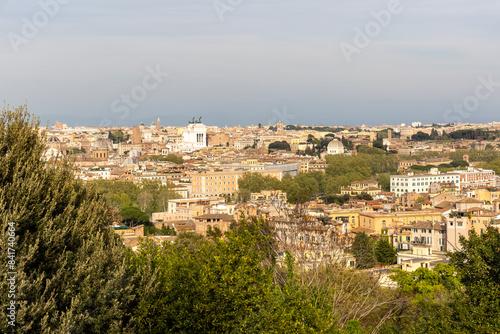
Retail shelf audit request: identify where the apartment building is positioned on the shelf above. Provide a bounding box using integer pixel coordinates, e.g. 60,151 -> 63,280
341,180 -> 381,196
391,167 -> 496,195
397,221 -> 447,252
189,169 -> 282,198
358,210 -> 443,235
390,169 -> 460,195
455,167 -> 496,189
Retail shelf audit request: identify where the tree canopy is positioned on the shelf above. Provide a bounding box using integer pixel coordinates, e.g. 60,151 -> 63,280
0,105 -> 136,332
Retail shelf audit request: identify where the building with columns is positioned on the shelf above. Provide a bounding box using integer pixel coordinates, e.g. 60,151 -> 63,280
167,122 -> 207,152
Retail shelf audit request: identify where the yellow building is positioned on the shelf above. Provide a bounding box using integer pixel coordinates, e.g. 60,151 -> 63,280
189,169 -> 282,198
358,210 -> 443,235
470,187 -> 500,203
340,180 -> 381,196
327,210 -> 360,227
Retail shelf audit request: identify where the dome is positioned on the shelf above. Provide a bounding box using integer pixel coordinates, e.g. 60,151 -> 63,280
92,138 -> 113,149
47,136 -> 61,143
327,139 -> 343,149
327,139 -> 344,154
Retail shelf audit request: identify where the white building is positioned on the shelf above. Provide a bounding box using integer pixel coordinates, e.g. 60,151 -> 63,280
390,169 -> 460,195
327,139 -> 344,155
391,167 -> 497,195
167,122 -> 207,152
453,167 -> 496,189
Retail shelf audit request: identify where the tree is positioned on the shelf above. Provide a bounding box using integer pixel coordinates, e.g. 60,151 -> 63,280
0,105 -> 136,332
237,172 -> 281,194
137,191 -> 153,212
120,206 -> 149,226
377,173 -> 391,192
357,145 -> 385,155
129,218 -> 334,333
268,141 -> 291,151
373,140 -> 385,150
447,227 -> 500,332
351,232 -> 377,269
411,131 -> 431,141
375,238 -> 397,265
145,154 -> 184,164
355,192 -> 373,201
206,225 -> 222,239
389,264 -> 463,332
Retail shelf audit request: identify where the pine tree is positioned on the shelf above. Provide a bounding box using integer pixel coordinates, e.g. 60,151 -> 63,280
0,105 -> 137,333
351,232 -> 377,269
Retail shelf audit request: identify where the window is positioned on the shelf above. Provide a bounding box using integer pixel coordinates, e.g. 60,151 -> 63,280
458,222 -> 463,227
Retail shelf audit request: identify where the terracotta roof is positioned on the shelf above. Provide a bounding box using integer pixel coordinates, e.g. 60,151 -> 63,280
457,198 -> 483,203
351,227 -> 375,234
401,220 -> 445,231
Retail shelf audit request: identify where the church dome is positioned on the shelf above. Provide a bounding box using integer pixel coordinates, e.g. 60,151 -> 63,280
92,138 -> 113,149
327,139 -> 344,154
328,139 -> 343,149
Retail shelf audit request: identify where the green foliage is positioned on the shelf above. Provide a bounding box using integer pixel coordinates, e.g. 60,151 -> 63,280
342,137 -> 354,151
448,129 -> 497,140
67,147 -> 85,155
389,229 -> 500,332
375,238 -> 397,265
160,224 -> 176,236
450,160 -> 469,167
206,224 -> 222,239
411,131 -> 431,141
357,145 -> 385,155
144,154 -> 184,164
108,130 -> 128,143
323,194 -> 350,205
281,172 -> 321,203
268,140 -> 291,151
325,155 -> 372,193
447,227 -> 500,332
143,222 -> 176,236
388,264 -> 464,333
377,173 -> 391,191
360,153 -> 399,174
237,172 -> 281,194
351,232 -> 377,269
483,157 -> 500,174
120,206 -> 149,226
0,105 -> 136,332
129,218 -> 335,333
355,192 -> 373,201
372,140 -> 385,150
411,164 -> 436,172
92,179 -> 181,215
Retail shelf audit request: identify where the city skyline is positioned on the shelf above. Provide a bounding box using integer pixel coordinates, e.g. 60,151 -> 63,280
2,0 -> 500,127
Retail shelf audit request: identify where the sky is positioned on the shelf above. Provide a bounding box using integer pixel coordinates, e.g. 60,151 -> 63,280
1,0 -> 499,127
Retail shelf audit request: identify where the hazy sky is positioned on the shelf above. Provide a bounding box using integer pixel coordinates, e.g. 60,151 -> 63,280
1,0 -> 499,127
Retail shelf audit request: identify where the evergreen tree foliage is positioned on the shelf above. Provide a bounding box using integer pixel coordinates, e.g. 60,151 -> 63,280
374,238 -> 397,265
351,232 -> 376,269
120,206 -> 150,226
0,105 -> 136,332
